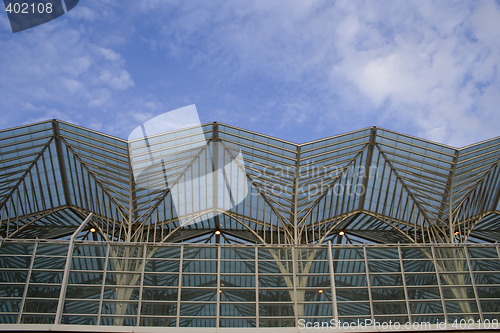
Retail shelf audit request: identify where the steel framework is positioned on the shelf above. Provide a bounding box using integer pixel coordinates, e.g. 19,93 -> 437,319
0,120 -> 499,330
0,120 -> 499,245
1,239 -> 500,328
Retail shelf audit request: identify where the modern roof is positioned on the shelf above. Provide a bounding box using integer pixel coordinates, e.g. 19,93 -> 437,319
0,119 -> 499,244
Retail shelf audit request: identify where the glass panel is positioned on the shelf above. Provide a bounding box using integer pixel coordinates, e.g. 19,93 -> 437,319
335,274 -> 367,287
142,288 -> 178,301
403,260 -> 436,272
442,286 -> 475,299
180,302 -> 216,316
407,287 -> 441,300
259,275 -> 293,288
405,273 -> 438,286
220,260 -> 255,273
259,304 -> 294,317
337,302 -> 370,316
409,301 -> 443,314
371,288 -> 405,300
336,288 -> 369,301
445,300 -> 479,314
66,286 -> 101,299
64,300 -> 99,314
368,260 -> 400,272
370,274 -> 403,286
23,299 -> 58,313
1,241 -> 500,327
220,275 -> 255,288
180,289 -> 216,302
62,315 -> 98,325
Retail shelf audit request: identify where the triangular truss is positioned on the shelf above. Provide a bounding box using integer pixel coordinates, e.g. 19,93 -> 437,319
1,120 -> 499,244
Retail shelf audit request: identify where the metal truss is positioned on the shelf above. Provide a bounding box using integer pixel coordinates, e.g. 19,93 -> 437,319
0,120 -> 499,245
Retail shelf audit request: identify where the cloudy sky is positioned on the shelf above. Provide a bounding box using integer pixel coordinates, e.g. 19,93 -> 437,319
0,0 -> 499,147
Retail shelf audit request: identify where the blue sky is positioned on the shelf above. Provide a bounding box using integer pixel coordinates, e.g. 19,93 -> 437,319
0,0 -> 499,147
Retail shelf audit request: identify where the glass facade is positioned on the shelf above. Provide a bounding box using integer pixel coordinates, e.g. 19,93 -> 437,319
0,120 -> 499,329
1,240 -> 500,327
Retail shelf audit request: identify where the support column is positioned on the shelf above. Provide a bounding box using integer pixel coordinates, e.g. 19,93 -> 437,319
216,245 -> 221,328
464,244 -> 483,321
136,243 -> 147,325
358,127 -> 376,211
431,246 -> 448,323
363,246 -> 375,323
292,146 -> 301,245
52,120 -> 72,207
291,245 -> 299,325
55,213 -> 93,324
327,241 -> 338,321
212,123 -> 220,243
97,243 -> 111,324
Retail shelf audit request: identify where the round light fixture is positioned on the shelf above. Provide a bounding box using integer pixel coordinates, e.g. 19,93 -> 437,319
339,231 -> 345,236
90,227 -> 96,233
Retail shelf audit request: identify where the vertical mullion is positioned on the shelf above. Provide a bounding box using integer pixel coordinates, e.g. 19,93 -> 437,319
398,245 -> 411,323
291,245 -> 299,326
97,243 -> 111,324
176,245 -> 184,327
136,243 -> 147,325
216,245 -> 221,328
363,246 -> 375,323
327,241 -> 338,321
464,245 -> 483,321
16,240 -> 38,324
255,246 -> 259,328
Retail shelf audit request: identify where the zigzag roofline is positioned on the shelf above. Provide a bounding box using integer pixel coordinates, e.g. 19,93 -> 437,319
1,118 -> 499,151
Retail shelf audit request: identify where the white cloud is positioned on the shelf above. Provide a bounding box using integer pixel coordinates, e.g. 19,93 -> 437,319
1,0 -> 499,147
100,47 -> 121,61
329,0 -> 500,146
99,69 -> 133,90
68,5 -> 97,21
62,78 -> 83,94
0,8 -> 135,131
89,88 -> 111,108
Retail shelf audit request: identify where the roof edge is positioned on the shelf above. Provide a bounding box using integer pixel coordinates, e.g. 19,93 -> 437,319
1,119 -> 499,151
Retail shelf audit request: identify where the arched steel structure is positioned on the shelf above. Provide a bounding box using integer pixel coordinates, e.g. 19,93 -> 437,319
1,119 -> 499,245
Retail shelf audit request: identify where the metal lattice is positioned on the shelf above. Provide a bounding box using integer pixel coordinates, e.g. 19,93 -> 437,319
1,120 -> 499,245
